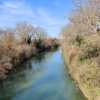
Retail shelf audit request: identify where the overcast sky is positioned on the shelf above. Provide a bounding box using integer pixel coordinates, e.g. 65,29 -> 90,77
0,0 -> 74,37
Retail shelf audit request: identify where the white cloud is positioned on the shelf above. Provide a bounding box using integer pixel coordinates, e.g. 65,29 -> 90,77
36,8 -> 62,26
0,0 -> 35,18
0,0 -> 65,37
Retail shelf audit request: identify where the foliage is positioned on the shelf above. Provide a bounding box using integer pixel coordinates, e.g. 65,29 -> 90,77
62,0 -> 100,99
0,22 -> 59,79
0,22 -> 48,79
15,22 -> 48,44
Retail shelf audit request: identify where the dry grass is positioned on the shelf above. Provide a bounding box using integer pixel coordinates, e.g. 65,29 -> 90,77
0,32 -> 33,79
61,0 -> 100,100
0,22 -> 59,79
62,34 -> 100,100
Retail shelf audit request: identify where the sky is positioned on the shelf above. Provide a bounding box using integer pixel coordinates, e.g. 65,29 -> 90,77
0,0 -> 74,37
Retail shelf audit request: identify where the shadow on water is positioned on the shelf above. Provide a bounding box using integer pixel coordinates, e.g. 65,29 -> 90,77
0,49 -> 85,100
0,51 -> 54,100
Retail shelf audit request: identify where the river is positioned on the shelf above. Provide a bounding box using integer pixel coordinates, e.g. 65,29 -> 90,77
0,50 -> 85,100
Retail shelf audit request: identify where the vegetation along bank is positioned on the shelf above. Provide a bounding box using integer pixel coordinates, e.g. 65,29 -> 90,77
0,22 -> 59,79
61,0 -> 100,100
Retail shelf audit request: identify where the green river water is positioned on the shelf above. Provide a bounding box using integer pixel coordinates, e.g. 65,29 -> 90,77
0,50 -> 85,100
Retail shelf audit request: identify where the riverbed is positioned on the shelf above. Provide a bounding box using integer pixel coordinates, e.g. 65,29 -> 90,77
0,50 -> 85,100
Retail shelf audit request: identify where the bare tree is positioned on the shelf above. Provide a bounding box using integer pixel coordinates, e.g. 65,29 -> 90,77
15,22 -> 48,44
31,26 -> 48,41
15,22 -> 34,43
69,0 -> 100,36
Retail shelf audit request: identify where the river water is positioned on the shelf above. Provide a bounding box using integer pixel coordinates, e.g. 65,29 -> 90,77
0,50 -> 85,100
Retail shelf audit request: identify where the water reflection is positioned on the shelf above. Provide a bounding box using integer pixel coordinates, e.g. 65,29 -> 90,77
0,52 -> 49,100
0,50 -> 85,100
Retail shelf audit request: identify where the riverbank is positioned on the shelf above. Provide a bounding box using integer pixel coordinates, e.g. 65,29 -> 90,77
0,39 -> 59,80
61,48 -> 87,100
61,0 -> 100,99
61,34 -> 100,100
0,22 -> 59,79
61,44 -> 88,100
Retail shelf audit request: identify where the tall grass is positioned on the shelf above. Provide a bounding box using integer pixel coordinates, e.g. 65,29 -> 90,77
0,22 -> 47,79
0,22 -> 59,79
61,0 -> 100,99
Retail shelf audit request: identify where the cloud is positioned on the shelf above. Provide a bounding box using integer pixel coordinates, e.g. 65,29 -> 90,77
36,8 -> 63,26
0,0 -> 35,18
35,8 -> 66,37
0,0 -> 65,37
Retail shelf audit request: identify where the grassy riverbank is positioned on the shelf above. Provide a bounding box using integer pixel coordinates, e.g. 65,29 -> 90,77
0,22 -> 59,79
62,34 -> 100,100
61,0 -> 100,100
